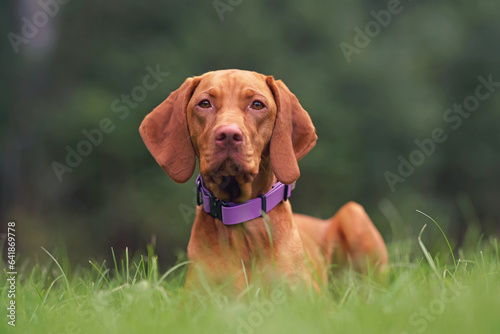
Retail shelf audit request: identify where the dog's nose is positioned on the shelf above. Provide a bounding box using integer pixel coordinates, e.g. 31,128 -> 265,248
214,124 -> 243,148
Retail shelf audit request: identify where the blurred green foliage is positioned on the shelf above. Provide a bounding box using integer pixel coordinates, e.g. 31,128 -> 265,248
1,0 -> 499,267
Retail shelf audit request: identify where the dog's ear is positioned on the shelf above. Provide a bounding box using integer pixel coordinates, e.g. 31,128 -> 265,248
266,76 -> 317,185
139,77 -> 201,183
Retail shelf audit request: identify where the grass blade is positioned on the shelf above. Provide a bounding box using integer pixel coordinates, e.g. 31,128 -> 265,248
262,212 -> 275,264
241,259 -> 249,290
89,260 -> 110,286
494,238 -> 499,265
42,275 -> 63,306
417,224 -> 441,280
41,247 -> 71,295
33,283 -> 44,302
417,210 -> 457,268
126,247 -> 130,284
111,247 -> 120,284
158,260 -> 191,284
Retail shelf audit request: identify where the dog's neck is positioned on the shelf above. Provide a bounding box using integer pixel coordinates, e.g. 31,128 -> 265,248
193,155 -> 295,265
202,157 -> 277,203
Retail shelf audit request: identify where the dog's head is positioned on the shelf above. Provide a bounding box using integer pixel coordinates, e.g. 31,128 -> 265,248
140,69 -> 316,202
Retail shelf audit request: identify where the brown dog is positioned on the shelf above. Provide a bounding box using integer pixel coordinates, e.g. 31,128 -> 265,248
140,69 -> 388,291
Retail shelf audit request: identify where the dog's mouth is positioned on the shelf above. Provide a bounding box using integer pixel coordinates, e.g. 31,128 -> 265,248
202,159 -> 257,202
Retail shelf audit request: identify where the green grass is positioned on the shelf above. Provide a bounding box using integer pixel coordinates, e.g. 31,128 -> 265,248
2,225 -> 500,334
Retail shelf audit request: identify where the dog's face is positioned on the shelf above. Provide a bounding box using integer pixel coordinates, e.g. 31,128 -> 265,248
186,71 -> 277,201
140,69 -> 317,203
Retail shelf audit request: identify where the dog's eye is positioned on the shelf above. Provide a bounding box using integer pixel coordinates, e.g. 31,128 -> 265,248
251,100 -> 265,110
198,100 -> 212,109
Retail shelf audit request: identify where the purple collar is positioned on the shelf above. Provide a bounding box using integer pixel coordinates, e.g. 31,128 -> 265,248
196,174 -> 295,225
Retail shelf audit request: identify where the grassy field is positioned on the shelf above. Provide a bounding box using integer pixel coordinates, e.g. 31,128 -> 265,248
1,222 -> 499,334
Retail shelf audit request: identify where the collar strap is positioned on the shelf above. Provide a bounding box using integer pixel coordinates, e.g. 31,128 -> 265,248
196,174 -> 295,225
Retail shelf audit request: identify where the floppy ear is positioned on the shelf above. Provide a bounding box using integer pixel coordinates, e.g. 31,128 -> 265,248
139,77 -> 201,183
267,76 -> 317,185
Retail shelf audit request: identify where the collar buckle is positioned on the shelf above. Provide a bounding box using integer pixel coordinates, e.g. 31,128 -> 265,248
208,192 -> 227,221
196,177 -> 203,206
257,194 -> 267,213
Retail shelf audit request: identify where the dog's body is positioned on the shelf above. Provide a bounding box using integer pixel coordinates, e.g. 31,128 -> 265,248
140,70 -> 388,291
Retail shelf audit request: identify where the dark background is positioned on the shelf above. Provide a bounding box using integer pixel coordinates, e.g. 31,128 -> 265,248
2,0 -> 499,267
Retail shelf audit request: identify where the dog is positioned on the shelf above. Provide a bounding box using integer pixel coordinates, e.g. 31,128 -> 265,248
140,69 -> 388,291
